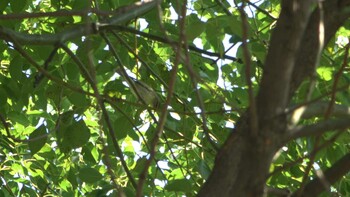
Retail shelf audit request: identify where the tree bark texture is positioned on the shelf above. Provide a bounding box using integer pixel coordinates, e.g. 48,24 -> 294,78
198,0 -> 350,196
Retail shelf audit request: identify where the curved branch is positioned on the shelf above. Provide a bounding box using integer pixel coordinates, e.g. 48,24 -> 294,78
0,2 -> 240,62
286,117 -> 350,141
288,102 -> 350,125
292,152 -> 350,197
0,0 -> 158,45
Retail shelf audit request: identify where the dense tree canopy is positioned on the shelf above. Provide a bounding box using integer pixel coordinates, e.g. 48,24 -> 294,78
0,0 -> 349,196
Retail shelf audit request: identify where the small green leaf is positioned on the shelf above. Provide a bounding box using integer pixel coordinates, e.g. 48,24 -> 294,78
8,111 -> 30,127
96,62 -> 115,76
9,56 -> 24,82
67,92 -> 90,109
29,125 -> 47,155
78,167 -> 103,183
0,88 -> 8,113
317,67 -> 333,81
104,80 -> 129,97
0,0 -> 9,11
63,62 -> 80,81
114,116 -> 132,140
64,120 -> 90,148
67,169 -> 78,188
186,14 -> 206,41
10,0 -> 27,12
72,0 -> 89,10
133,157 -> 148,174
165,179 -> 193,192
290,166 -> 304,178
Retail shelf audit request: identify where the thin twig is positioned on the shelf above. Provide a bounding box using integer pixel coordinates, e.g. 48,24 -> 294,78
107,25 -> 241,62
0,9 -> 122,19
111,32 -> 168,88
178,2 -> 219,150
59,44 -> 95,85
98,114 -> 126,197
135,0 -> 184,193
324,41 -> 350,119
0,172 -> 16,197
246,1 -> 277,20
61,42 -> 137,189
214,0 -> 232,16
6,39 -> 94,97
34,46 -> 59,87
135,47 -> 178,196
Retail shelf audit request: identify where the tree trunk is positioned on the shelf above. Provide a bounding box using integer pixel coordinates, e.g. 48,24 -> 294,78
198,116 -> 283,197
198,0 -> 315,196
198,0 -> 350,196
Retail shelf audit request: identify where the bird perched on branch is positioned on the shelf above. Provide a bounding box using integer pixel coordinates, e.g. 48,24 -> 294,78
116,67 -> 160,109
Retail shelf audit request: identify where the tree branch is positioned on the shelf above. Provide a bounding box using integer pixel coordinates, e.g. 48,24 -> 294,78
238,1 -> 258,136
257,0 -> 314,121
108,25 -> 241,62
288,102 -> 350,125
0,0 -> 157,45
246,1 -> 277,20
136,1 -> 182,195
286,117 -> 350,141
325,42 -> 350,118
290,0 -> 350,96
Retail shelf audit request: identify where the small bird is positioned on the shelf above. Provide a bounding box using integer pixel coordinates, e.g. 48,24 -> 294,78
116,68 -> 160,109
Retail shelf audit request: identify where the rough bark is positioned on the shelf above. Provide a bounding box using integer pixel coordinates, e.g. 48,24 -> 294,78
197,116 -> 279,197
257,0 -> 313,120
198,0 -> 350,196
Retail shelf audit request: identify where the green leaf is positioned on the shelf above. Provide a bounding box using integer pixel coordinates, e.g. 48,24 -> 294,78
290,166 -> 304,178
0,88 -> 8,114
9,56 -> 24,82
78,167 -> 103,183
8,111 -> 30,127
72,0 -> 89,10
63,62 -> 80,81
10,0 -> 27,12
133,157 -> 148,174
67,92 -> 90,110
165,179 -> 193,192
28,125 -> 47,155
67,169 -> 78,189
113,116 -> 132,140
82,145 -> 97,164
104,80 -> 129,97
64,120 -> 90,149
0,0 -> 9,11
317,67 -> 333,81
186,14 -> 206,41
179,117 -> 196,140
